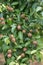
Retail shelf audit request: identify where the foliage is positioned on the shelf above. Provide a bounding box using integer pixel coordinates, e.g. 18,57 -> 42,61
0,0 -> 43,65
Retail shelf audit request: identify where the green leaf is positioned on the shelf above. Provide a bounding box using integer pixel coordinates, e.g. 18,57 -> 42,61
9,61 -> 15,65
0,40 -> 3,46
31,50 -> 37,54
25,50 -> 31,54
11,24 -> 16,33
3,37 -> 10,45
37,38 -> 43,50
6,19 -> 13,25
25,41 -> 30,47
36,6 -> 42,12
18,31 -> 23,40
11,2 -> 18,6
20,63 -> 26,65
2,44 -> 9,52
21,58 -> 28,62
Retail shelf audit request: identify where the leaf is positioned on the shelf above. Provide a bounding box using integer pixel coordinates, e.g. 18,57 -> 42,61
33,35 -> 40,39
2,44 -> 9,52
11,24 -> 16,33
2,25 -> 8,30
41,11 -> 43,16
6,19 -> 12,25
11,2 -> 18,6
0,40 -> 3,46
9,61 -> 15,65
16,45 -> 22,49
40,50 -> 43,55
36,6 -> 42,12
7,58 -> 12,65
20,3 -> 27,11
25,50 -> 31,54
0,6 -> 2,12
18,31 -> 23,40
21,58 -> 28,62
20,63 -> 26,65
3,37 -> 10,45
31,50 -> 37,54
25,41 -> 30,47
37,38 -> 43,50
9,61 -> 19,65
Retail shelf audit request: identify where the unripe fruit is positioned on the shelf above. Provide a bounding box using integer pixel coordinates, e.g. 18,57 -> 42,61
22,30 -> 26,33
0,34 -> 3,38
11,38 -> 16,42
0,21 -> 5,25
27,32 -> 32,38
10,34 -> 14,39
21,53 -> 25,58
33,60 -> 38,65
23,48 -> 27,51
7,54 -> 12,58
0,17 -> 4,21
6,6 -> 13,11
17,25 -> 21,30
25,17 -> 28,21
0,53 -> 5,63
21,14 -> 25,19
29,29 -> 33,33
9,18 -> 12,21
7,49 -> 12,54
32,41 -> 37,45
37,27 -> 40,30
29,59 -> 32,63
9,34 -> 16,42
35,29 -> 39,33
42,30 -> 43,33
